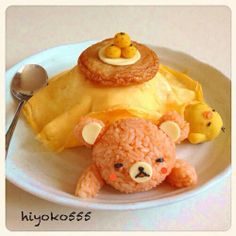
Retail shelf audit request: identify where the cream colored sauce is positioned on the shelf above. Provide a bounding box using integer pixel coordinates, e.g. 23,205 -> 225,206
98,45 -> 141,66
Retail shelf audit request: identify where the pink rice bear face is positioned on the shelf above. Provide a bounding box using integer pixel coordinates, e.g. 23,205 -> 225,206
92,118 -> 176,193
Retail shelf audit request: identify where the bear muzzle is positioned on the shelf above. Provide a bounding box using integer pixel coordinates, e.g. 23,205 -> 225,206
129,161 -> 152,183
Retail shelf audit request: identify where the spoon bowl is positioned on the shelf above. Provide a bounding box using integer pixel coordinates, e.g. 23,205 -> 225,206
11,64 -> 48,99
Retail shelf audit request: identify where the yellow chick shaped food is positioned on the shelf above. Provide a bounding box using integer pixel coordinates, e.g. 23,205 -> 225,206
184,102 -> 223,144
104,44 -> 121,58
114,32 -> 131,48
105,32 -> 137,59
121,44 -> 137,58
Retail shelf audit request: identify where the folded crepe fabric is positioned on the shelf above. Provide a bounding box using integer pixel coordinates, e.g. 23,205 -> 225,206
23,64 -> 203,151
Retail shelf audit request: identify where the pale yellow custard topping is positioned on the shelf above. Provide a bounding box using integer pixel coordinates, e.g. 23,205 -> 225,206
98,45 -> 141,66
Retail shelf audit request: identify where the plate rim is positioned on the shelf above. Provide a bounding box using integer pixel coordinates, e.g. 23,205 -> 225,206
6,163 -> 231,210
6,41 -> 231,210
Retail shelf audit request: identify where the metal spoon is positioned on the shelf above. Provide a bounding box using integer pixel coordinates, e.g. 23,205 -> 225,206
6,64 -> 48,157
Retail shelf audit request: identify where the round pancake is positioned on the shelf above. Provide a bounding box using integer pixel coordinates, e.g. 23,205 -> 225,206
78,39 -> 159,87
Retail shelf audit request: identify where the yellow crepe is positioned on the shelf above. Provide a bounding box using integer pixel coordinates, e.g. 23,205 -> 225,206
23,64 -> 203,151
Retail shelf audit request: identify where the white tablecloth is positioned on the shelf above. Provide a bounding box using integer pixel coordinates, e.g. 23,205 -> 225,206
6,6 -> 231,230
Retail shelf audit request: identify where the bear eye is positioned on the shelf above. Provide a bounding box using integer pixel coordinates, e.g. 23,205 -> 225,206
212,109 -> 216,112
114,163 -> 123,169
156,157 -> 164,163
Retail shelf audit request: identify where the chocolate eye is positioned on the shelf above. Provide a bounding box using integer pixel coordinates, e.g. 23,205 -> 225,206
221,126 -> 226,132
156,157 -> 164,163
212,109 -> 216,112
114,163 -> 123,169
207,122 -> 211,127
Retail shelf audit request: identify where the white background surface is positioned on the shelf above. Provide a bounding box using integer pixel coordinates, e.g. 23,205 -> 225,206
6,6 -> 231,230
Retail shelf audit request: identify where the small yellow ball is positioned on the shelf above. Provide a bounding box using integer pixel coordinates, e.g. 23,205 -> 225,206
121,44 -> 137,58
114,32 -> 131,48
104,45 -> 121,58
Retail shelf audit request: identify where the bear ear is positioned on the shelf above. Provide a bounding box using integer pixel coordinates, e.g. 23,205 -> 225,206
159,120 -> 181,142
74,117 -> 105,146
157,111 -> 189,143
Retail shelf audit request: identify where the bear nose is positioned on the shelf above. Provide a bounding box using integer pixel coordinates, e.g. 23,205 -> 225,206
138,167 -> 144,172
129,161 -> 152,183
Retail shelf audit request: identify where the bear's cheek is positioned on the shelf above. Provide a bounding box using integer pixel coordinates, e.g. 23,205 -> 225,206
98,167 -> 118,183
100,167 -> 129,184
152,165 -> 169,181
161,167 -> 168,174
109,173 -> 117,181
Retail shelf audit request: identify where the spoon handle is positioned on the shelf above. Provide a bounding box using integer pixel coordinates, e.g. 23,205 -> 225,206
5,100 -> 25,158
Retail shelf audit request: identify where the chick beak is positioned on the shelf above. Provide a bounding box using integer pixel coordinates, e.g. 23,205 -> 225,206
221,126 -> 226,133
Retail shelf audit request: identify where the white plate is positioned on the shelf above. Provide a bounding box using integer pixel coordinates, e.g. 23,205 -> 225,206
6,41 -> 231,210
